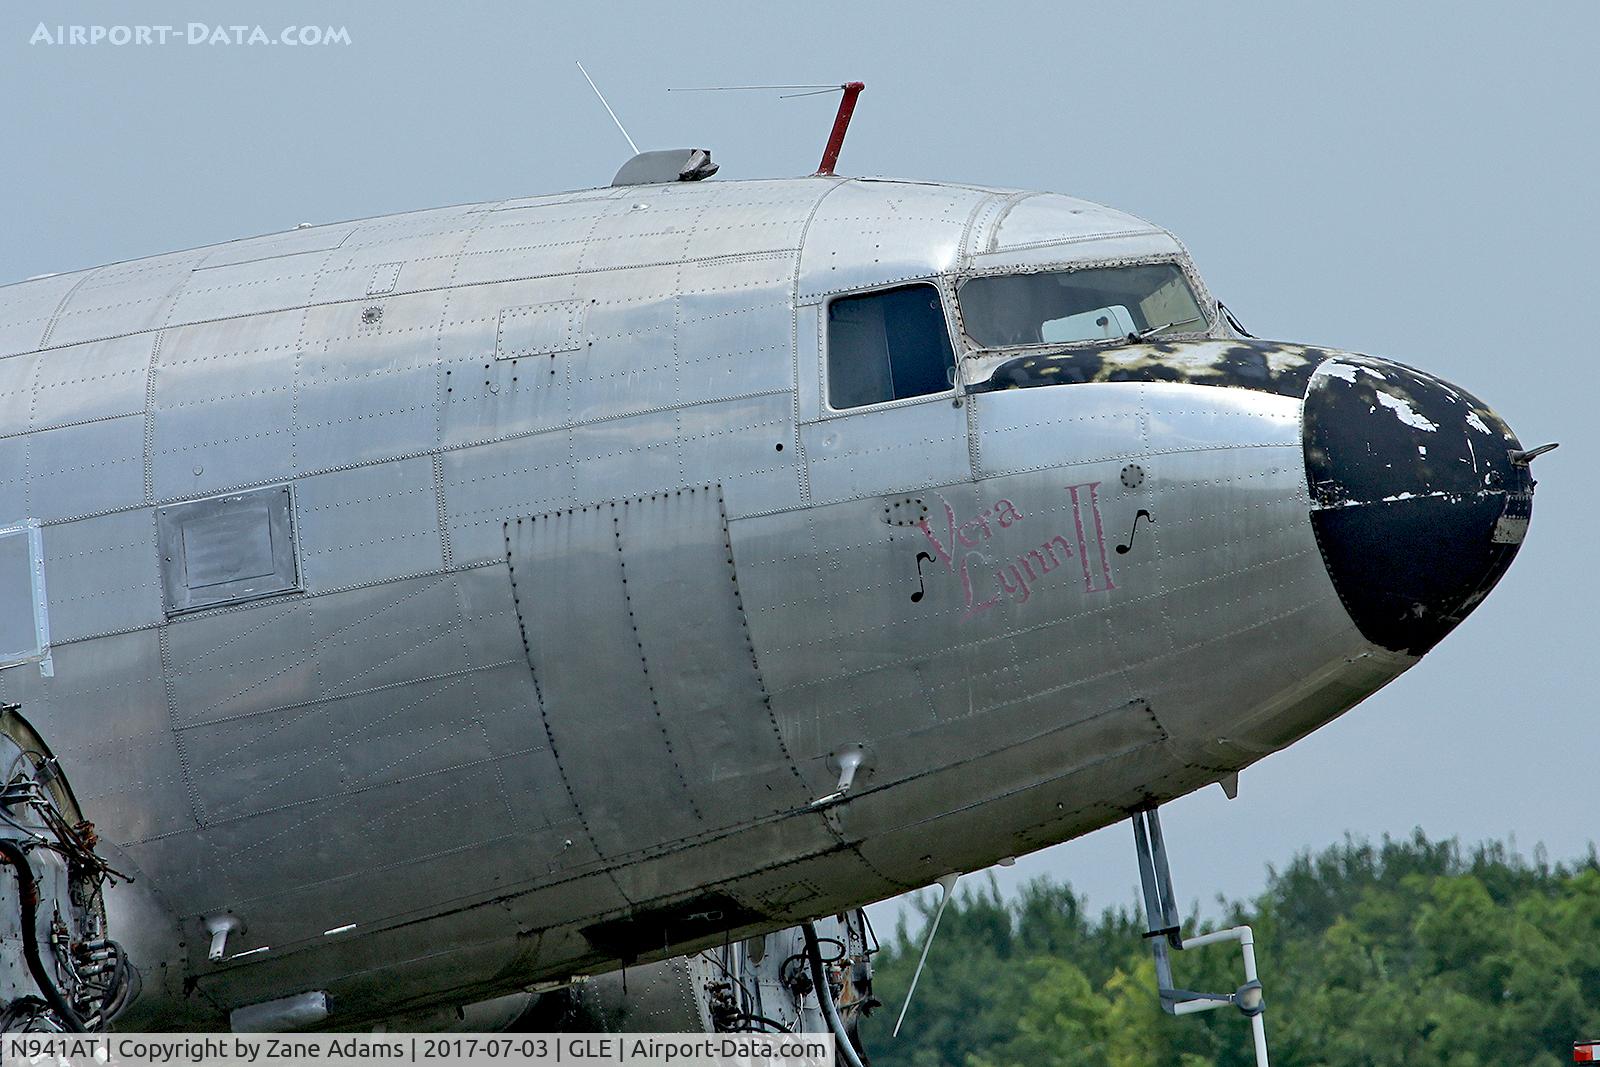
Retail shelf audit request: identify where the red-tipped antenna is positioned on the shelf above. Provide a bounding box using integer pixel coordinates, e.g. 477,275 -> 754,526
815,82 -> 865,176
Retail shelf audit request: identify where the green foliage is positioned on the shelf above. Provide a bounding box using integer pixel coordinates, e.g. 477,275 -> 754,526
863,833 -> 1600,1067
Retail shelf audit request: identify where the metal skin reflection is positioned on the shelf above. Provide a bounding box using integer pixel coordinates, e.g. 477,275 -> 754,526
0,169 -> 1539,1030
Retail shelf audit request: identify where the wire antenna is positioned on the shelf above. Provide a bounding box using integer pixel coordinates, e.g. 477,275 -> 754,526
666,80 -> 865,175
576,60 -> 640,156
668,83 -> 838,93
668,83 -> 847,100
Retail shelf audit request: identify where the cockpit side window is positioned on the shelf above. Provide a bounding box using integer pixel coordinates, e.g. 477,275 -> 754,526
959,263 -> 1207,349
827,283 -> 956,410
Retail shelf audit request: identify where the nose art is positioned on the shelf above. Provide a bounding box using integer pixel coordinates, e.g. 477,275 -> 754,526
1302,355 -> 1537,656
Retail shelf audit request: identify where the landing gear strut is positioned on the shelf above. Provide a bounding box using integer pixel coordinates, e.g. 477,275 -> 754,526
1132,806 -> 1270,1066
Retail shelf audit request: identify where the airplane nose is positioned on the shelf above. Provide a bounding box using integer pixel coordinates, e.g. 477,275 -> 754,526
1303,354 -> 1537,656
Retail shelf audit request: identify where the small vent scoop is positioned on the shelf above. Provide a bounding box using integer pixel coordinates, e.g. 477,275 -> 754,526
611,149 -> 718,186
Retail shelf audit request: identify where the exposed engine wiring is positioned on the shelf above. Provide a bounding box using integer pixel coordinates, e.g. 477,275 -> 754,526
802,921 -> 867,1067
0,717 -> 136,1033
0,839 -> 84,1031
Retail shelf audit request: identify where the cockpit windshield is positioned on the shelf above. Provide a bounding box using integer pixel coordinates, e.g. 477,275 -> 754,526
958,263 -> 1208,348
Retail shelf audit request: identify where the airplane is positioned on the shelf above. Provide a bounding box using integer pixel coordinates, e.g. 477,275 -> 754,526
0,84 -> 1550,1052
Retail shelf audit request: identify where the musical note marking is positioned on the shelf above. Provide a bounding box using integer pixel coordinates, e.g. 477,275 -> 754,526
910,551 -> 934,602
1115,510 -> 1153,555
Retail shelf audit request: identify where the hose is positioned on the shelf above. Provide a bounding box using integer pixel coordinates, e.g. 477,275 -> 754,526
801,921 -> 866,1067
0,839 -> 84,1032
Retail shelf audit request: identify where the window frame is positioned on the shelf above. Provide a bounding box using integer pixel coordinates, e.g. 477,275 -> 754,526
954,255 -> 1218,354
157,484 -> 303,616
0,519 -> 51,676
822,279 -> 962,415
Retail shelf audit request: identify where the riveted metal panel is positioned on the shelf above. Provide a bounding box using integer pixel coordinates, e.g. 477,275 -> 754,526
164,596 -> 318,731
801,399 -> 969,506
1142,381 -> 1302,452
1,413 -> 145,522
797,180 -> 985,302
974,382 -> 1301,482
299,285 -> 450,347
152,312 -> 303,499
730,496 -> 966,711
441,430 -> 574,565
846,697 -> 1166,844
678,393 -> 800,519
42,509 -> 162,641
294,293 -> 444,470
984,192 -> 1167,252
611,488 -> 810,821
180,655 -> 558,874
62,259 -> 195,320
142,562 -> 588,946
196,226 -> 355,270
569,293 -> 677,424
294,457 -> 443,592
972,383 -> 1146,479
455,197 -> 617,280
0,351 -> 39,431
577,261 -> 681,308
157,485 -> 299,614
678,186 -> 813,260
441,349 -> 571,451
440,279 -> 581,449
184,667 -> 502,821
164,256 -> 325,327
579,202 -> 700,272
366,262 -> 403,296
330,224 -> 478,296
0,272 -> 84,357
454,560 -> 535,667
158,304 -> 307,367
674,273 -> 794,404
338,203 -> 485,249
496,301 -> 584,360
0,439 -> 29,518
1,629 -> 193,843
131,763 -> 529,940
46,270 -> 184,349
312,574 -> 478,699
163,572 -> 477,755
570,409 -> 683,504
506,500 -> 706,856
27,334 -> 152,430
491,187 -> 626,213
444,277 -> 581,349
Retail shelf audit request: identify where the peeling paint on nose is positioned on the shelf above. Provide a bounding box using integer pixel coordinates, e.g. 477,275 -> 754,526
1302,354 -> 1534,656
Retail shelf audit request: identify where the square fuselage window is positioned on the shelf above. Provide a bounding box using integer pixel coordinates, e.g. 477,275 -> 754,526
827,284 -> 956,410
0,522 -> 47,668
157,486 -> 299,614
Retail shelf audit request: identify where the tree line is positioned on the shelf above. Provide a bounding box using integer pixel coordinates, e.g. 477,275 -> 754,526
863,832 -> 1600,1067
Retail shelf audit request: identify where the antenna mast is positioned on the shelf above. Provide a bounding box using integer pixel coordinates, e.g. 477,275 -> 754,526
815,81 -> 865,176
576,60 -> 640,156
667,80 -> 867,176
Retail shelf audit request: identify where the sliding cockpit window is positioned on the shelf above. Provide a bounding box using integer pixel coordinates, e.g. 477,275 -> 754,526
959,263 -> 1208,349
827,283 -> 957,409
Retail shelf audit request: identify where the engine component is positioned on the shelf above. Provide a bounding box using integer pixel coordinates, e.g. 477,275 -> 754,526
522,910 -> 880,1060
0,704 -> 137,1032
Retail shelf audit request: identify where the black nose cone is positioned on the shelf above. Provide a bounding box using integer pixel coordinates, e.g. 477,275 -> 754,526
1303,355 -> 1534,656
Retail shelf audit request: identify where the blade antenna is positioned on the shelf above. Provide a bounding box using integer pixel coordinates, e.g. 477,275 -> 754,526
576,60 -> 639,156
892,872 -> 959,1037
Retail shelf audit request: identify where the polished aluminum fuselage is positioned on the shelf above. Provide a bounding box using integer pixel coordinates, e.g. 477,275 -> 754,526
0,176 -> 1403,1027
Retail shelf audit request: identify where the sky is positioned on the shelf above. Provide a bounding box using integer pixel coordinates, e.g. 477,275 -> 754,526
2,2 -> 1594,928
